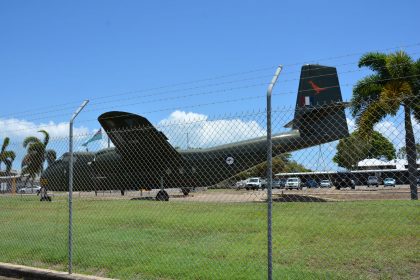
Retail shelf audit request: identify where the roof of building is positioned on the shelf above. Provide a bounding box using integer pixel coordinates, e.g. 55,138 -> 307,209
357,158 -> 420,170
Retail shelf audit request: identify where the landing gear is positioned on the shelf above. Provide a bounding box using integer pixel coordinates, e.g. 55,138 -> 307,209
181,187 -> 190,196
156,190 -> 169,201
39,187 -> 51,202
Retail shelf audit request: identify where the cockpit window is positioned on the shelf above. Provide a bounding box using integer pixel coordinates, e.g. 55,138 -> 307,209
56,153 -> 76,163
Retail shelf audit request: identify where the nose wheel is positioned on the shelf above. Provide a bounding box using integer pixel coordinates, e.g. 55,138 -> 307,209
156,190 -> 169,201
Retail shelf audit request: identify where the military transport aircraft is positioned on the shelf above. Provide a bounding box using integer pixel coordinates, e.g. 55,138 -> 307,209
40,64 -> 349,200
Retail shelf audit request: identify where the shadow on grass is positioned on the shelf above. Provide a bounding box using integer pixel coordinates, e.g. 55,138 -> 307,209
130,197 -> 156,201
272,194 -> 328,202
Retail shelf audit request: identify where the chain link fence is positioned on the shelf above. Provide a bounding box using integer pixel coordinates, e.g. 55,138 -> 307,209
0,66 -> 419,279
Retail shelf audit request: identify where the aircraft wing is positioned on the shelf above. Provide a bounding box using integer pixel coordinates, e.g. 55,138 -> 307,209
98,111 -> 183,172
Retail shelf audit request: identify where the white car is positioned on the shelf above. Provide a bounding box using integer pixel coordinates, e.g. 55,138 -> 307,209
320,180 -> 332,188
235,179 -> 249,189
245,177 -> 266,190
17,186 -> 41,194
285,178 -> 301,190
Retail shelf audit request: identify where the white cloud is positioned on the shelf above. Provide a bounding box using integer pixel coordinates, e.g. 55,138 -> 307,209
158,110 -> 266,148
374,121 -> 402,148
346,118 -> 356,133
295,116 -> 420,171
0,118 -> 90,141
413,116 -> 420,142
346,116 -> 420,150
0,118 -> 98,171
374,117 -> 420,149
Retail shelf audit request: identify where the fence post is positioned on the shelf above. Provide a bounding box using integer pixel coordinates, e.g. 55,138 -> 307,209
266,66 -> 282,280
68,100 -> 89,274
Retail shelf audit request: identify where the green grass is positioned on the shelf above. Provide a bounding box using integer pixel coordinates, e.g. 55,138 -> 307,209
0,197 -> 419,279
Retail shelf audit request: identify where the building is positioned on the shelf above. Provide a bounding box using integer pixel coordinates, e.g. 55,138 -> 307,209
275,158 -> 420,185
357,158 -> 420,170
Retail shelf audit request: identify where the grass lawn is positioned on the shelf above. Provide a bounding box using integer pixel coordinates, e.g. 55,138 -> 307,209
0,197 -> 418,279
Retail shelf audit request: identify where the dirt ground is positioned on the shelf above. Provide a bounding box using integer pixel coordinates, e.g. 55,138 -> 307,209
5,185 -> 416,203
37,185 -> 416,203
175,186 -> 416,202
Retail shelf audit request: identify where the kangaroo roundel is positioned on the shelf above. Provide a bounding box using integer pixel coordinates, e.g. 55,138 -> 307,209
226,156 -> 234,165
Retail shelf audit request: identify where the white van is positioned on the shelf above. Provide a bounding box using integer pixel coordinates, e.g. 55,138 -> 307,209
285,177 -> 302,190
245,177 -> 266,190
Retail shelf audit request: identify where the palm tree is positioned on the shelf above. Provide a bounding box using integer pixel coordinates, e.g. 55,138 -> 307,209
351,51 -> 420,200
21,130 -> 56,187
0,137 -> 16,175
0,137 -> 16,193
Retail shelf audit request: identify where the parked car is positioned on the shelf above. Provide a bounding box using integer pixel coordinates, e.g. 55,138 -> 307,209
334,176 -> 356,190
272,178 -> 287,189
285,177 -> 301,190
17,186 -> 41,194
320,180 -> 332,188
383,178 -> 396,187
235,179 -> 249,189
305,179 -> 319,188
367,176 -> 380,187
245,177 -> 266,190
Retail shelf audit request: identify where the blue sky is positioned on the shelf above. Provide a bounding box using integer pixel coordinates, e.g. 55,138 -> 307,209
1,0 -> 419,170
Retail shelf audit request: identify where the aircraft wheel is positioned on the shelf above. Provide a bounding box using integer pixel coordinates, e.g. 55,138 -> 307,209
181,188 -> 190,196
156,190 -> 169,201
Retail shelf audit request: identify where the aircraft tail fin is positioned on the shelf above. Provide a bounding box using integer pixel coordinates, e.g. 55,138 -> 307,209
287,64 -> 349,142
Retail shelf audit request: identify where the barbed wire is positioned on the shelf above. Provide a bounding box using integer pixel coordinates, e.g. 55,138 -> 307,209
1,46 -> 419,136
2,55 -> 419,128
1,43 -> 418,120
0,94 -> 269,137
43,74 -> 420,123
0,82 -> 268,127
1,89 -> 416,140
3,71 -> 420,136
0,74 -> 274,120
